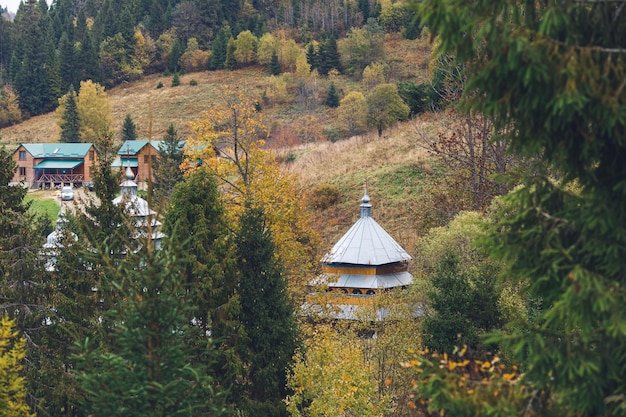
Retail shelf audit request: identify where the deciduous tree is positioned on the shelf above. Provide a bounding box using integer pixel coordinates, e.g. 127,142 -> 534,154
76,80 -> 113,148
184,88 -> 320,298
366,83 -> 409,137
338,91 -> 368,136
0,316 -> 33,417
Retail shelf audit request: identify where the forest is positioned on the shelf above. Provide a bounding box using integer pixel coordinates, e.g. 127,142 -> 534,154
1,0 -> 626,417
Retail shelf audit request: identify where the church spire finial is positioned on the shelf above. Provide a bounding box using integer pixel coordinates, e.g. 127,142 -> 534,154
360,185 -> 371,218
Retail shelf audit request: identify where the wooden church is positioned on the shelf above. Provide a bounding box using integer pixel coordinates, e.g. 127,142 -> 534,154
306,189 -> 414,319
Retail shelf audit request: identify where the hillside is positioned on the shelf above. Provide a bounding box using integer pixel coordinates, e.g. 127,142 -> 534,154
2,36 -> 437,263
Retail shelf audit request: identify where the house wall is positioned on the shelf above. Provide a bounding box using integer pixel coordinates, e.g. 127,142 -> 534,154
84,146 -> 97,182
11,145 -> 34,185
135,144 -> 158,184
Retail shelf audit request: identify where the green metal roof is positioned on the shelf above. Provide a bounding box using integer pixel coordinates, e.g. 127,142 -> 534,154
33,160 -> 84,169
117,140 -> 186,156
117,140 -> 150,156
111,157 -> 138,168
22,143 -> 93,158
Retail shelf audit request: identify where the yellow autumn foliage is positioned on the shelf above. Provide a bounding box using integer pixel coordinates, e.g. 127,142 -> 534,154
0,316 -> 34,417
183,87 -> 320,297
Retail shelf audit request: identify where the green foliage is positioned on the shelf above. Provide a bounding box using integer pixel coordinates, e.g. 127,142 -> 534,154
224,37 -> 237,70
307,183 -> 341,210
366,83 -> 410,137
73,242 -> 227,417
235,202 -> 297,416
156,81 -> 163,89
120,113 -> 137,142
269,51 -> 281,75
317,35 -> 341,76
324,82 -> 339,108
171,72 -> 180,87
416,0 -> 626,415
397,80 -> 436,116
339,22 -> 385,77
416,212 -> 504,354
59,86 -> 81,143
163,167 -> 242,409
189,79 -> 198,86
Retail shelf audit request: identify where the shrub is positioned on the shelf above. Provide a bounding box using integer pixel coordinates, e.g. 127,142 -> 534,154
189,79 -> 198,86
308,183 -> 341,210
156,82 -> 164,89
171,72 -> 180,87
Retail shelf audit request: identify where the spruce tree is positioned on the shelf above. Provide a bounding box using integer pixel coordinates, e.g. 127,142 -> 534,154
305,42 -> 317,70
153,124 -> 183,207
325,82 -> 339,107
224,37 -> 237,70
120,113 -> 137,142
60,85 -> 81,143
74,241 -> 228,417
209,27 -> 230,70
58,31 -> 76,93
235,202 -> 297,416
269,50 -> 280,75
317,35 -> 341,76
163,168 -> 244,408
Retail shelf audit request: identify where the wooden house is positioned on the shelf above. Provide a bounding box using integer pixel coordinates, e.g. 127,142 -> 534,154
12,143 -> 97,188
113,140 -> 185,187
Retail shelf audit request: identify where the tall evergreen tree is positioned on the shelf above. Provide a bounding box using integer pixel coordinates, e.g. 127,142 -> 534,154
78,31 -> 101,83
224,37 -> 237,70
58,31 -> 76,92
209,26 -> 231,70
74,240 -> 229,417
60,86 -> 80,143
120,113 -> 137,142
317,34 -> 341,76
305,42 -> 317,70
235,202 -> 297,417
163,168 -> 244,409
269,50 -> 280,75
153,123 -> 183,207
325,82 -> 339,107
12,0 -> 55,116
168,38 -> 184,73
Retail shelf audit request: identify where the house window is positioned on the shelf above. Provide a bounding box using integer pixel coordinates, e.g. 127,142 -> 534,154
19,167 -> 26,176
19,150 -> 26,160
89,150 -> 95,160
144,155 -> 156,164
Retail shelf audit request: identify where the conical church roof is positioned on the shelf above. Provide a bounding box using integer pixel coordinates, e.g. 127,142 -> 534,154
321,190 -> 412,265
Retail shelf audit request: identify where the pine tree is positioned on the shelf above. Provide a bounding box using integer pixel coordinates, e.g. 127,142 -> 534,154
58,31 -> 76,93
60,86 -> 81,143
171,71 -> 180,86
235,202 -> 297,416
120,113 -> 137,142
163,168 -> 243,407
74,241 -> 229,417
305,42 -> 317,70
224,37 -> 237,70
325,82 -> 339,107
269,50 -> 280,75
209,27 -> 230,70
153,124 -> 183,207
317,35 -> 341,76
